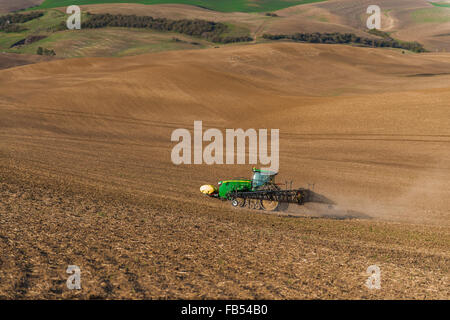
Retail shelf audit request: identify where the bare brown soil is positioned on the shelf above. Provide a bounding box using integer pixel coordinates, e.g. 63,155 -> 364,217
0,42 -> 449,299
0,0 -> 43,13
0,52 -> 54,70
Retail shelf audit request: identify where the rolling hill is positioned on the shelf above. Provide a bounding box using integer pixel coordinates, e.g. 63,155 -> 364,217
0,42 -> 449,298
0,0 -> 449,300
2,0 -> 449,65
53,0 -> 450,52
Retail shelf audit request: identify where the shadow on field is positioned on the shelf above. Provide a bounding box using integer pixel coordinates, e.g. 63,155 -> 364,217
308,190 -> 336,206
277,190 -> 372,220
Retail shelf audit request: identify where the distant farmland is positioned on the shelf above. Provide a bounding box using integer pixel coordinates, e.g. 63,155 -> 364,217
35,0 -> 327,13
431,2 -> 450,8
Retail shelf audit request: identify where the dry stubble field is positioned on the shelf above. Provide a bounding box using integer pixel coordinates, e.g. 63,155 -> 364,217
0,42 -> 449,299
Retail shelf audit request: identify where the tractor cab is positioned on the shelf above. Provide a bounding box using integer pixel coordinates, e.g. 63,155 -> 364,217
251,168 -> 277,190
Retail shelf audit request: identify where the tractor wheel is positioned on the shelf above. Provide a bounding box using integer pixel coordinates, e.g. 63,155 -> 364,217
231,198 -> 246,208
261,199 -> 279,211
258,183 -> 280,211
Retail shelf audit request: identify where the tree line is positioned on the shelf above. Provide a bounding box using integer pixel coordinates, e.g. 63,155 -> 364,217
81,13 -> 253,44
0,11 -> 44,32
262,32 -> 426,53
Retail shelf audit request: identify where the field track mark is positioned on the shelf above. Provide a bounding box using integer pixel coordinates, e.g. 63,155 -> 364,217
283,133 -> 450,144
0,105 -> 223,130
283,155 -> 450,171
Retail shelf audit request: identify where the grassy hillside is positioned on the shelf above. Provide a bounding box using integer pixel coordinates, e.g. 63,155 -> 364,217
1,6 -> 430,61
7,27 -> 210,58
36,0 -> 326,13
0,9 -> 251,58
0,10 -> 66,50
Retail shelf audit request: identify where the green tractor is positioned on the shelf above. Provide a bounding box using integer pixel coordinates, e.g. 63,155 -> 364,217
200,168 -> 309,211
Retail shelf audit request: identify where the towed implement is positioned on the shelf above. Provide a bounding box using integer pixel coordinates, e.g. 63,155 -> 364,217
200,168 -> 311,211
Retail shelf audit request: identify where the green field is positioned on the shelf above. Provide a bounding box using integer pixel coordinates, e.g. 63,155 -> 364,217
35,0 -> 326,13
0,9 -> 67,49
412,7 -> 450,23
431,2 -> 450,8
14,28 -> 210,58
